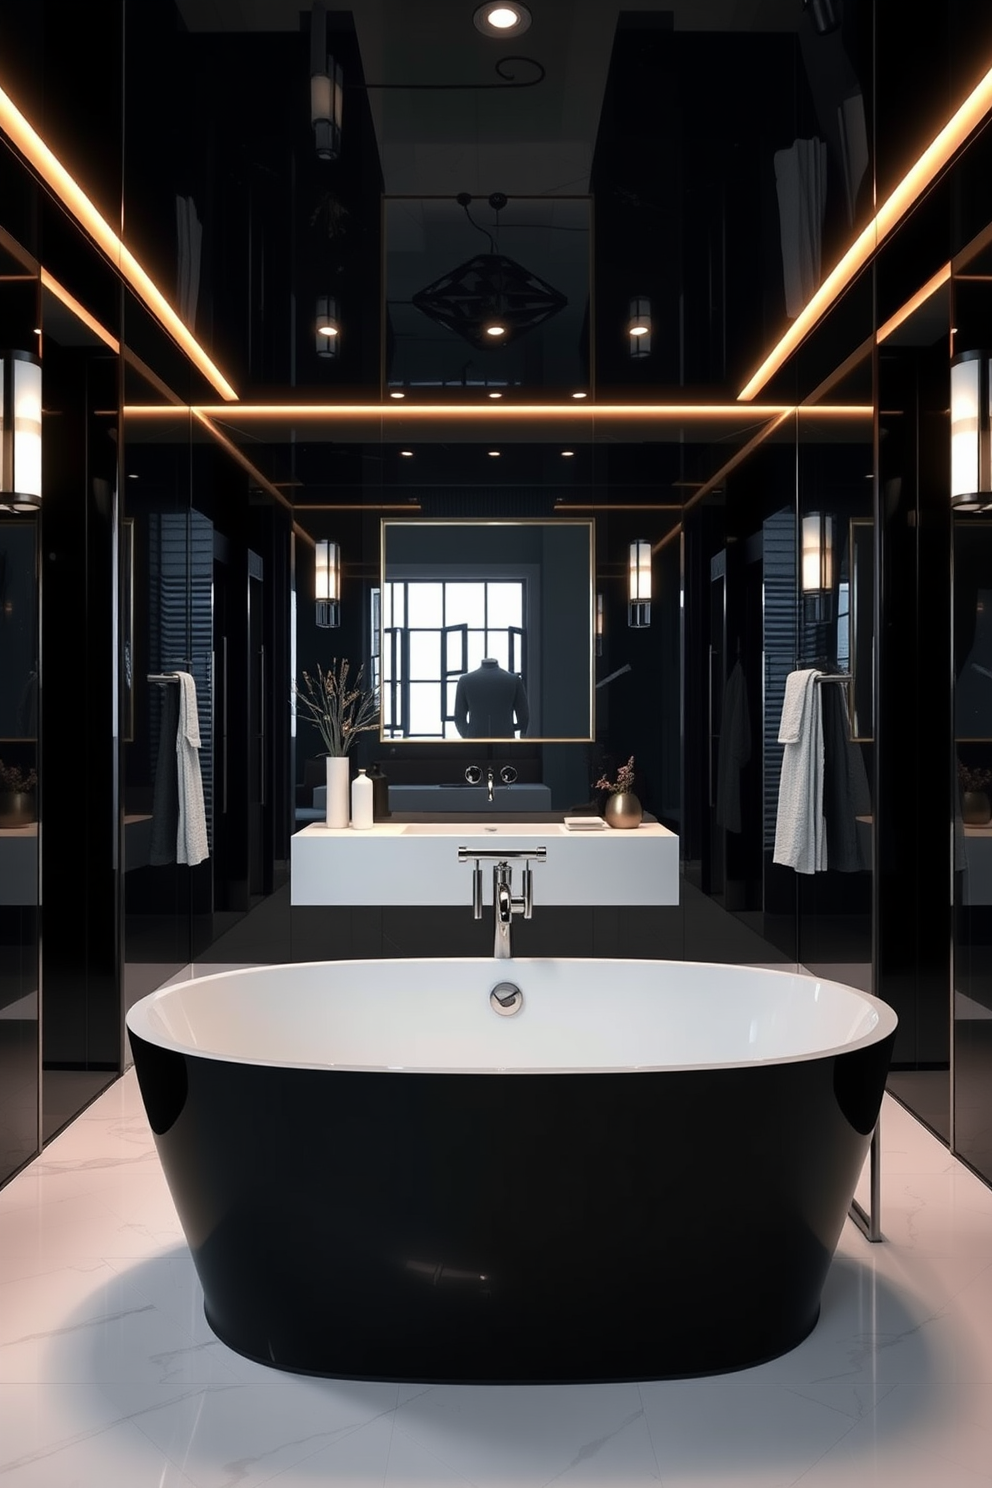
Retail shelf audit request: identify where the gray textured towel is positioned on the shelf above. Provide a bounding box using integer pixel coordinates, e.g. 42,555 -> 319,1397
176,672 -> 208,866
773,668 -> 825,874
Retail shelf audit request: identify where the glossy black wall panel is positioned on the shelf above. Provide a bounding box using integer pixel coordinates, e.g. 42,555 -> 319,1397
874,344 -> 952,1080
40,345 -> 122,1080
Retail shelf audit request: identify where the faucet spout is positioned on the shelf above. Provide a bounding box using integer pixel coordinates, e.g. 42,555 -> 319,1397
487,766 -> 495,803
458,846 -> 546,962
494,868 -> 513,956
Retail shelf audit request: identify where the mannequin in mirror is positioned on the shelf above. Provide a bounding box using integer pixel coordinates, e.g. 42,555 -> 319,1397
454,658 -> 530,738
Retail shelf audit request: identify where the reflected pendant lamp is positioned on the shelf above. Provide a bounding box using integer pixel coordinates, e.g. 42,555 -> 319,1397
315,539 -> 340,628
316,295 -> 340,358
951,350 -> 992,511
310,2 -> 343,160
411,252 -> 567,351
0,350 -> 42,511
628,539 -> 651,628
628,296 -> 652,359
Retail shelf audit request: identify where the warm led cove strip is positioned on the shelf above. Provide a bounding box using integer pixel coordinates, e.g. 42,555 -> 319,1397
40,269 -> 120,353
0,82 -> 238,402
124,401 -> 870,422
740,61 -> 992,400
876,263 -> 951,344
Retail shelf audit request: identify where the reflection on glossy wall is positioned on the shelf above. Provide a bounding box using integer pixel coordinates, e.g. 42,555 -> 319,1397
955,521 -> 992,1178
0,513 -> 39,1185
7,0 -> 992,1189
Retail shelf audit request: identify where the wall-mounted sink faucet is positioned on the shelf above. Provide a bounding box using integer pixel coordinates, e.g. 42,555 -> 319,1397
458,846 -> 547,958
464,763 -> 518,804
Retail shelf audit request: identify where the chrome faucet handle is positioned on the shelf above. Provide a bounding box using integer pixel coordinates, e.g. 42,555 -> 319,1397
522,862 -> 534,919
471,862 -> 484,919
495,866 -> 513,923
500,764 -> 518,784
457,847 -> 547,863
464,765 -> 483,784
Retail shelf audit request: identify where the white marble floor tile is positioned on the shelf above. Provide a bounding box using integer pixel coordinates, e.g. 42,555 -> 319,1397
0,1186 -> 186,1283
0,1383 -> 201,1486
389,1382 -> 657,1487
796,1383 -> 992,1486
636,1381 -> 877,1487
1,1066 -> 992,1486
103,1254 -> 216,1348
387,1396 -> 663,1486
129,1380 -> 404,1487
1,1419 -> 199,1488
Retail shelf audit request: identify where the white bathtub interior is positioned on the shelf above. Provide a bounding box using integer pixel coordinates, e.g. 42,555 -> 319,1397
126,958 -> 897,1074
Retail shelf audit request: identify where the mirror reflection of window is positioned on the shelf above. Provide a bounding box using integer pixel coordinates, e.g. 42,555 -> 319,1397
836,579 -> 850,673
382,578 -> 526,738
380,518 -> 593,743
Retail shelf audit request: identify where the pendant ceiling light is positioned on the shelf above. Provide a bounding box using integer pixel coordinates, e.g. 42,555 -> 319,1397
412,252 -> 566,351
315,539 -> 340,628
0,350 -> 42,511
628,540 -> 652,628
411,192 -> 567,351
951,350 -> 992,511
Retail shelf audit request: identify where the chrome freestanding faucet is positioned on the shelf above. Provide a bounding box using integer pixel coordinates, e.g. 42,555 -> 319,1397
458,846 -> 547,958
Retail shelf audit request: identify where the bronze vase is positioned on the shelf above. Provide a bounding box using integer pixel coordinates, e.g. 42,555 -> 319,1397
0,791 -> 36,829
604,790 -> 642,829
962,789 -> 992,826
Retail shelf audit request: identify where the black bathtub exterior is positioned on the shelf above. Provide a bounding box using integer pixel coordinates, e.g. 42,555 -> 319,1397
128,1024 -> 895,1383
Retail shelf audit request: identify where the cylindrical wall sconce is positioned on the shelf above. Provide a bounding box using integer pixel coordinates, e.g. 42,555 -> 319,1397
951,350 -> 992,510
315,296 -> 340,358
595,591 -> 604,655
801,511 -> 834,621
0,350 -> 42,510
628,539 -> 651,627
627,296 -> 652,359
310,3 -> 343,160
801,512 -> 834,593
315,539 -> 340,628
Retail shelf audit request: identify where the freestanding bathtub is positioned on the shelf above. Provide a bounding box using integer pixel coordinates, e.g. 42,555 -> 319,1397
126,957 -> 897,1383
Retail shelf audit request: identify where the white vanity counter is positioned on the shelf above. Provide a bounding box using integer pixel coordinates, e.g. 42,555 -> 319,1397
290,819 -> 679,907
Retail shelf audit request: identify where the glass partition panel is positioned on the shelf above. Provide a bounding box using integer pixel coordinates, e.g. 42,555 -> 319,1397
795,371 -> 875,998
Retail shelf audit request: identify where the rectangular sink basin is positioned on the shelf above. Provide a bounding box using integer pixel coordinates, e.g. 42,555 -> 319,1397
388,784 -> 553,812
401,820 -> 562,835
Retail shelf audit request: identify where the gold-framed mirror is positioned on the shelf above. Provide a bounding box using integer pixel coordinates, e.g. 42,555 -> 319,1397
378,518 -> 595,743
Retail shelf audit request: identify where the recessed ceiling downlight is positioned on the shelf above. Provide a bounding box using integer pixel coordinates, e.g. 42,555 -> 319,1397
473,3 -> 532,38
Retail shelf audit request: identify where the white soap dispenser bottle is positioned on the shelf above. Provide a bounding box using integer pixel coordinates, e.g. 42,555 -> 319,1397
351,766 -> 374,829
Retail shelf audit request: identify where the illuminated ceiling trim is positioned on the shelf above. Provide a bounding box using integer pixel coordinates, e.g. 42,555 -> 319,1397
0,82 -> 238,402
739,62 -> 992,401
124,401 -> 871,421
40,268 -> 120,353
876,263 -> 951,344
